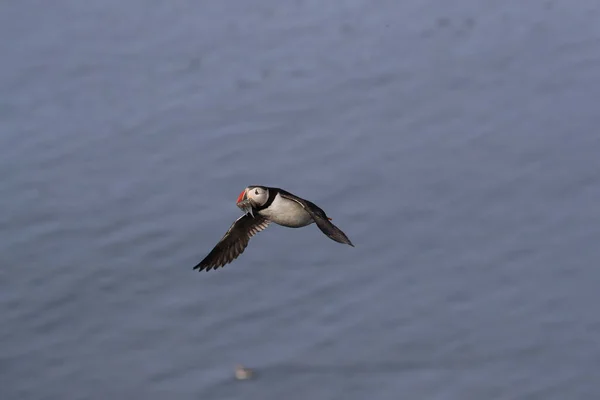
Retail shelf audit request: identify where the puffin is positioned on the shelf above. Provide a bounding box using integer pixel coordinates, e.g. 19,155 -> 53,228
193,186 -> 354,271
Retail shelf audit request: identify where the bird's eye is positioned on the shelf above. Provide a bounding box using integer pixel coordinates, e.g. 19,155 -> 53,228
255,189 -> 259,195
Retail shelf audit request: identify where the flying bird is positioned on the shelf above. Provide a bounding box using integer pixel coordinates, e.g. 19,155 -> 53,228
194,186 -> 354,271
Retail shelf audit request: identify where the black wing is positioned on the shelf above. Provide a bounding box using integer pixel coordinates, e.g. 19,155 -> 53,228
194,214 -> 271,271
278,191 -> 354,247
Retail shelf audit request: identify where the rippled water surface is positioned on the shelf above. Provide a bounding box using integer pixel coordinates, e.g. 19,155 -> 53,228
2,0 -> 600,399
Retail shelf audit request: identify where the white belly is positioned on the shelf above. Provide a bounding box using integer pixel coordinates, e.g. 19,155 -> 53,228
260,194 -> 314,228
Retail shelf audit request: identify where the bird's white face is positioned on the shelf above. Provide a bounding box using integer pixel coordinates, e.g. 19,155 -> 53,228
236,186 -> 269,216
246,186 -> 269,206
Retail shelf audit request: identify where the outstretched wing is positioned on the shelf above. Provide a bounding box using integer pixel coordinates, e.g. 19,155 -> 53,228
194,214 -> 271,271
278,191 -> 354,247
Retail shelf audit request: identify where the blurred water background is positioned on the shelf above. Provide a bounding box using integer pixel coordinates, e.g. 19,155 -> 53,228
2,0 -> 600,398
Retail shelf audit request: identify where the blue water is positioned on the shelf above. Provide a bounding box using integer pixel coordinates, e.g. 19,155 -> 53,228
2,0 -> 600,398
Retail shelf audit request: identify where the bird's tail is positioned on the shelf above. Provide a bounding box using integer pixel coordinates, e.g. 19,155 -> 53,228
313,215 -> 354,247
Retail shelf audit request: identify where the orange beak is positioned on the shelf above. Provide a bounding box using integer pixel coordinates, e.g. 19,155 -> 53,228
236,189 -> 247,204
